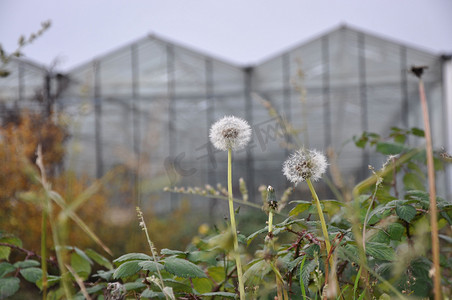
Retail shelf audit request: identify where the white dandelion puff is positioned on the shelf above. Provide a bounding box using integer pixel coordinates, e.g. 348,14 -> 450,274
282,148 -> 328,184
209,116 -> 252,151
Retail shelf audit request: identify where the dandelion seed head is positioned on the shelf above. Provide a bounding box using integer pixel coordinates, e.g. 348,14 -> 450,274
282,148 -> 327,184
209,116 -> 251,151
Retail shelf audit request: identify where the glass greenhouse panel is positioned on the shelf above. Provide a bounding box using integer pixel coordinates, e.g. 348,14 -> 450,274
3,26 -> 448,210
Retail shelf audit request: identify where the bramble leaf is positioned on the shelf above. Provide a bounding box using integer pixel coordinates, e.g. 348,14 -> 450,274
113,260 -> 142,279
164,257 -> 206,278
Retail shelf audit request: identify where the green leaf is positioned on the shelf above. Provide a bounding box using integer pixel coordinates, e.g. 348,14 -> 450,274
113,260 -> 143,279
200,292 -> 237,298
13,260 -> 40,269
141,289 -> 163,299
403,173 -> 425,191
243,260 -> 271,285
322,199 -> 344,215
289,201 -> 311,216
207,266 -> 225,283
187,251 -> 216,264
36,275 -> 60,290
368,229 -> 390,244
71,251 -> 92,280
123,281 -> 146,291
376,142 -> 406,155
113,253 -> 152,263
93,270 -> 114,281
0,263 -> 16,278
411,128 -> 424,137
192,277 -> 212,294
0,277 -> 20,298
393,134 -> 406,144
396,204 -> 417,223
162,278 -> 192,292
365,242 -> 394,261
246,227 -> 268,245
405,190 -> 430,209
0,236 -> 22,261
20,267 -> 42,283
164,257 -> 206,278
0,247 -> 10,261
84,283 -> 106,294
85,249 -> 113,270
160,249 -> 186,256
138,261 -> 164,272
387,223 -> 405,241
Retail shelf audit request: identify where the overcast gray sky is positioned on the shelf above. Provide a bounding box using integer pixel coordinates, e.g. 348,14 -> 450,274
1,0 -> 452,71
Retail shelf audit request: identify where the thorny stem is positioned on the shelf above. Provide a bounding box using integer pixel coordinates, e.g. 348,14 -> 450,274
0,243 -> 58,268
417,76 -> 441,300
137,207 -> 169,300
306,178 -> 332,268
362,173 -> 381,252
227,148 -> 245,300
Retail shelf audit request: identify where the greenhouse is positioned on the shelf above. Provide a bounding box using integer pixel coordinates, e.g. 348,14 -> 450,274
1,25 -> 451,212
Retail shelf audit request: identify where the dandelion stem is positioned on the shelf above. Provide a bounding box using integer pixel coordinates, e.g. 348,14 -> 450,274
306,178 -> 332,268
268,211 -> 273,234
228,148 -> 245,300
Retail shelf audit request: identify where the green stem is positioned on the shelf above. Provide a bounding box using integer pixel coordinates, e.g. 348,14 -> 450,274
228,148 -> 245,300
306,178 -> 332,267
41,208 -> 48,300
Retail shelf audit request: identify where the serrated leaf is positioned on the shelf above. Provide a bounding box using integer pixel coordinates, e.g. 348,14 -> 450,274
243,260 -> 271,285
71,251 -> 92,280
411,128 -> 424,137
113,260 -> 142,279
200,292 -> 237,298
20,267 -> 42,283
162,278 -> 192,292
246,227 -> 268,245
93,270 -> 114,281
84,283 -> 106,294
322,199 -> 344,215
376,142 -> 406,155
393,134 -> 406,144
123,281 -> 146,291
405,190 -> 430,209
403,173 -> 425,191
0,277 -> 20,298
365,242 -> 394,261
289,201 -> 311,216
138,261 -> 164,272
207,266 -> 225,283
85,249 -> 113,270
387,223 -> 405,241
164,257 -> 206,278
368,229 -> 390,244
192,277 -> 212,294
186,250 -> 216,264
396,204 -> 417,223
0,237 -> 22,261
0,263 -> 16,278
160,249 -> 186,256
13,260 -> 40,269
36,275 -> 60,290
113,253 -> 152,263
141,289 -> 163,299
